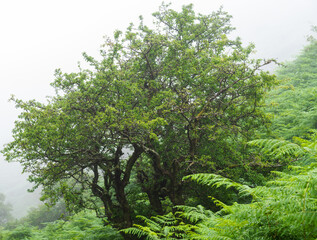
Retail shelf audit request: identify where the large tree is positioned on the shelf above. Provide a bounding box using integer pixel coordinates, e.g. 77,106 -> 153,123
2,4 -> 276,231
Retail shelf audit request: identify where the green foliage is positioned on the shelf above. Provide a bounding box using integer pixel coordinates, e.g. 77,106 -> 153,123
33,210 -> 122,240
1,4 -> 316,240
122,212 -> 195,240
294,129 -> 317,156
0,210 -> 122,240
249,131 -> 317,167
5,225 -> 32,240
248,139 -> 305,159
266,28 -> 317,139
19,201 -> 70,229
183,173 -> 250,194
209,164 -> 317,239
248,139 -> 306,169
124,137 -> 317,239
124,164 -> 317,239
2,3 -> 276,229
0,193 -> 13,226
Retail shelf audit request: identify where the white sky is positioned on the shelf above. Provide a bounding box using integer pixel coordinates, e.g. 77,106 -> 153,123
0,0 -> 316,217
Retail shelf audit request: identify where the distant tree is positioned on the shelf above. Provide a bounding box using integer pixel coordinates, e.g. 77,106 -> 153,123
266,27 -> 317,139
20,201 -> 70,229
0,193 -> 13,226
2,3 -> 276,232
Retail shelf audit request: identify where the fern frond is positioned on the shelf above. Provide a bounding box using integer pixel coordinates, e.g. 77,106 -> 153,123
248,139 -> 305,158
137,215 -> 162,231
175,205 -> 214,223
121,226 -> 159,240
183,173 -> 251,195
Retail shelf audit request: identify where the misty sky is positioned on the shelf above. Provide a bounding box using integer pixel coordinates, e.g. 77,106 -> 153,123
1,0 -> 316,217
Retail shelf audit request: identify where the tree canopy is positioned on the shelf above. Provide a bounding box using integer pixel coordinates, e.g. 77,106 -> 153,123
2,4 -> 276,231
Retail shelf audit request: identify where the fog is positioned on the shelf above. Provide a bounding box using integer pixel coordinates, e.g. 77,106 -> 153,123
0,0 -> 316,218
